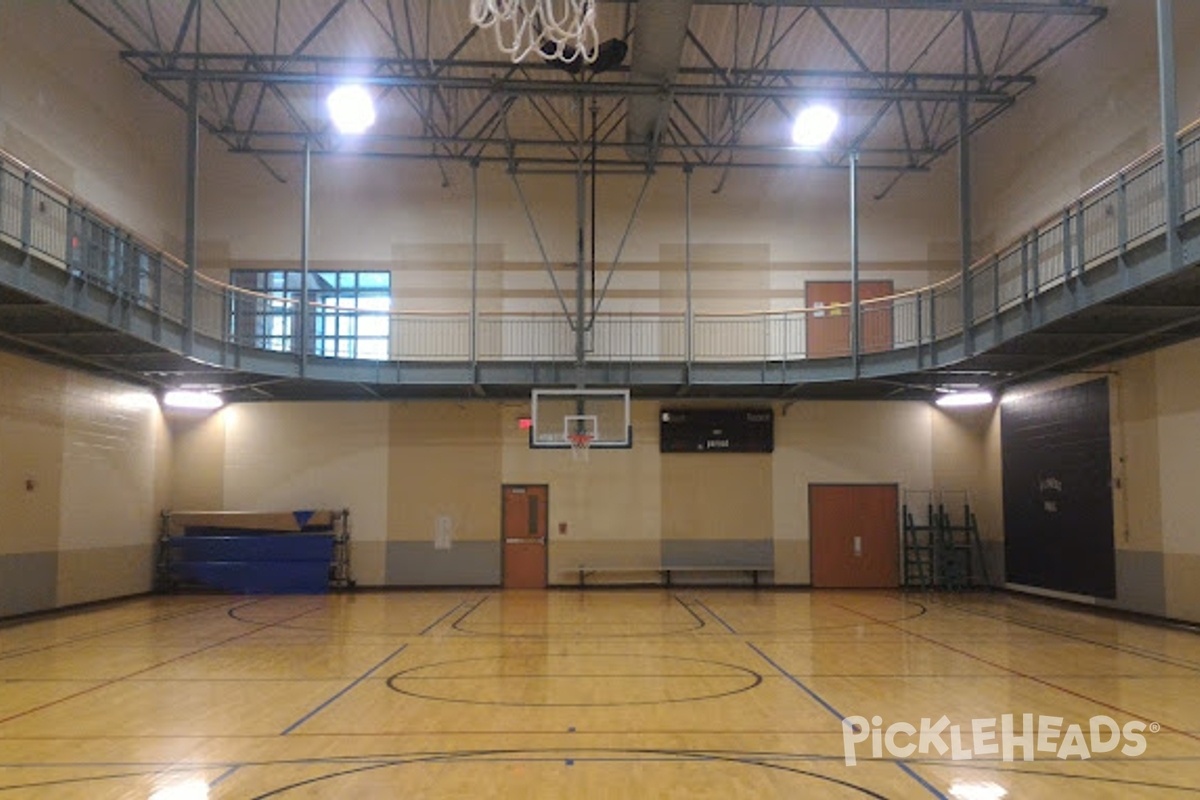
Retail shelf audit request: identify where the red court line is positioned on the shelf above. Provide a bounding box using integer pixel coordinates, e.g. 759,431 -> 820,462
0,602 -> 326,727
830,602 -> 1200,744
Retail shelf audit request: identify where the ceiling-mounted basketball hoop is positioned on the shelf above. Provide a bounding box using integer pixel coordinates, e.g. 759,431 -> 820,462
469,0 -> 599,64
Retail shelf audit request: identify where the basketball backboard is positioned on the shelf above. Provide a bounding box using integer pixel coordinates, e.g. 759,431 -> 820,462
530,388 -> 632,450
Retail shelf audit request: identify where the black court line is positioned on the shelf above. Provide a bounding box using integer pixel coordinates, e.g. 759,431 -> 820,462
281,643 -> 409,735
0,601 -> 326,727
385,653 -> 762,708
0,598 -> 252,661
418,600 -> 468,635
691,598 -> 737,633
447,595 -> 491,634
672,594 -> 709,630
724,596 -> 930,637
912,759 -> 1200,795
450,594 -> 705,638
937,598 -> 1200,674
0,750 -> 888,798
4,750 -> 1197,797
747,642 -> 948,800
830,601 -> 1200,745
238,748 -> 893,799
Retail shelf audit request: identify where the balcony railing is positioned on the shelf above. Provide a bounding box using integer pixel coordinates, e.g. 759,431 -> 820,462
1,120 -> 1199,368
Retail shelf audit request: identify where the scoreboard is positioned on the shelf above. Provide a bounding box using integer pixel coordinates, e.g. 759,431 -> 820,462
660,408 -> 774,453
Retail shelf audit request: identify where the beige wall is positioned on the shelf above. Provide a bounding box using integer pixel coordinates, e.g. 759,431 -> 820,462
389,402 -> 503,545
219,402 -> 391,585
0,351 -> 167,616
0,0 -> 184,251
974,0 -> 1200,247
773,401 -> 938,584
155,397 -> 964,588
1145,340 -> 1200,622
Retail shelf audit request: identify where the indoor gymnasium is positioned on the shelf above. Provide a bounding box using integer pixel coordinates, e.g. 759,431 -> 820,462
1,0 -> 1199,797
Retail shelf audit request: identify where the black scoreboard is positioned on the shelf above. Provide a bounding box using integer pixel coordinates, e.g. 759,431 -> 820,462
660,408 -> 774,453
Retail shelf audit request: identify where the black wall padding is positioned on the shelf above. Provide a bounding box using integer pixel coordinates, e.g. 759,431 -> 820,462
1001,378 -> 1116,598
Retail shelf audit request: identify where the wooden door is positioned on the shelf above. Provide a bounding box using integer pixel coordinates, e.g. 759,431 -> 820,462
502,485 -> 548,588
805,281 -> 894,358
809,484 -> 899,588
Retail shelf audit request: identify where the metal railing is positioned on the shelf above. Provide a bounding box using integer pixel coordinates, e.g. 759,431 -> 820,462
2,119 -> 1199,369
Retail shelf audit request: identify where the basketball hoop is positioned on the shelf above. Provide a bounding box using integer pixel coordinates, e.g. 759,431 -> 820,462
469,0 -> 599,64
568,431 -> 594,461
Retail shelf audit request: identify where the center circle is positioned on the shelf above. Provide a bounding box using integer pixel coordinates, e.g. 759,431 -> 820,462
386,653 -> 762,707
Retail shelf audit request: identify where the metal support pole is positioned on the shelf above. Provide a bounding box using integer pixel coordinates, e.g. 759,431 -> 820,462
183,76 -> 199,355
470,160 -> 480,371
300,137 -> 311,373
1156,0 -> 1182,271
849,151 -> 860,376
575,97 -> 587,388
684,165 -> 694,371
19,171 -> 32,249
958,98 -> 974,355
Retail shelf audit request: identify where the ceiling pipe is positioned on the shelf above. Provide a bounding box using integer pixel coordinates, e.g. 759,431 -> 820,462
625,0 -> 694,163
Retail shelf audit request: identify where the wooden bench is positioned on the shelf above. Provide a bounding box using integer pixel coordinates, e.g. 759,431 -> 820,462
576,565 -> 772,587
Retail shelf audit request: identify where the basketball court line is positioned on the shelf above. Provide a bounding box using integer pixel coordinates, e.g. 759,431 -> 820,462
234,748 -> 894,800
3,749 -> 1196,797
2,592 -> 1195,797
935,597 -> 1200,673
690,597 -> 738,633
913,759 -> 1200,794
829,601 -> 1200,744
448,595 -> 492,634
0,597 -> 250,661
419,600 -> 469,635
0,601 -> 327,727
280,643 -> 409,735
745,642 -> 947,799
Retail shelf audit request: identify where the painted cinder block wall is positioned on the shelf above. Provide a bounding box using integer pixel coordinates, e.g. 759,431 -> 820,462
0,351 -> 168,617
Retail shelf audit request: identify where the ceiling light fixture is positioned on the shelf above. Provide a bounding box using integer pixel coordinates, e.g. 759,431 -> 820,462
792,104 -> 839,148
935,390 -> 995,408
327,84 -> 376,134
163,390 -> 224,411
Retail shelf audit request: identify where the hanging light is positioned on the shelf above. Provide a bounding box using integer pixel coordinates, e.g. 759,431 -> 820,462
327,84 -> 376,134
792,104 -> 839,148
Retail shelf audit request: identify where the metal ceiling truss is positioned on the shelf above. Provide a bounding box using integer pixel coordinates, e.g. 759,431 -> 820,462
72,0 -> 1106,181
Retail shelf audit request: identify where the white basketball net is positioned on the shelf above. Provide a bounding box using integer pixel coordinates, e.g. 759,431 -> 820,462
469,0 -> 599,64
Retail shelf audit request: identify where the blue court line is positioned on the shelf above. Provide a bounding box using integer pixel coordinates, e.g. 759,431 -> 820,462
692,599 -> 737,634
746,642 -> 947,800
419,600 -> 467,635
207,764 -> 242,789
281,643 -> 409,736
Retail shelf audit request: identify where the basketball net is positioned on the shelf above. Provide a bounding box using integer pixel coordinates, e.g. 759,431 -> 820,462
469,0 -> 599,64
568,431 -> 593,462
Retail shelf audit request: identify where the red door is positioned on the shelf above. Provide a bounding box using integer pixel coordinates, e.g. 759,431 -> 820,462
806,281 -> 894,358
502,485 -> 548,588
810,484 -> 899,588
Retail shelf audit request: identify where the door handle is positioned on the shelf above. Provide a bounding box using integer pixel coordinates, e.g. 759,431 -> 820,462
505,537 -> 545,545
853,535 -> 862,557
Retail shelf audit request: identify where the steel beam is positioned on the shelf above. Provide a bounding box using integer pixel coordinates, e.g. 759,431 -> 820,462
134,67 -> 1017,104
850,151 -> 860,377
1157,0 -> 1183,272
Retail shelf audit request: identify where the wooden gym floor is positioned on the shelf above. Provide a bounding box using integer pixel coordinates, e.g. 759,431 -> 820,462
0,590 -> 1198,798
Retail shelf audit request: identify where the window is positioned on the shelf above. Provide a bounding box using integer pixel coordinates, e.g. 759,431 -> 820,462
230,269 -> 391,360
